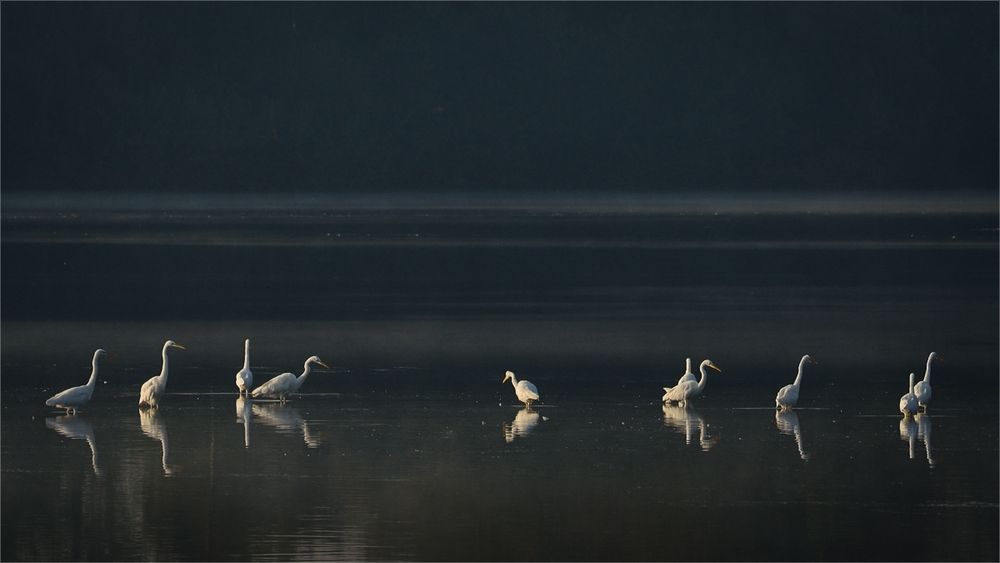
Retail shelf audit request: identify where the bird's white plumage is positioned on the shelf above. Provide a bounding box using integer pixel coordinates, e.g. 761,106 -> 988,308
251,356 -> 328,401
662,360 -> 721,405
775,354 -> 813,410
45,349 -> 106,413
502,370 -> 540,407
235,338 -> 254,395
913,352 -> 937,409
676,357 -> 696,385
138,340 -> 185,408
899,372 -> 919,416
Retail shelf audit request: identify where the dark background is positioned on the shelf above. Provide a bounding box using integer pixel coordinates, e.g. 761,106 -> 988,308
3,2 -> 998,198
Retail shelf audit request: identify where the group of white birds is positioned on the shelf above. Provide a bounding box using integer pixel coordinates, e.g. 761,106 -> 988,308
43,339 -> 940,418
44,339 -> 329,413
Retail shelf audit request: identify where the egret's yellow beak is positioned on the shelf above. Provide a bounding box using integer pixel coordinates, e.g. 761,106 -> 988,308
317,361 -> 330,369
173,344 -> 187,350
708,363 -> 722,373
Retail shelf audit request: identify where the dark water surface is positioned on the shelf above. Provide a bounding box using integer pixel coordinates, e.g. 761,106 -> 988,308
2,208 -> 998,561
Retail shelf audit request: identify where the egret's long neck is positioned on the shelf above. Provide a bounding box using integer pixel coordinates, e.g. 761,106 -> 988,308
243,341 -> 251,371
697,363 -> 710,391
87,353 -> 100,387
685,358 -> 692,375
793,358 -> 807,387
509,374 -> 519,387
923,354 -> 934,383
297,361 -> 313,388
908,373 -> 915,394
159,344 -> 170,382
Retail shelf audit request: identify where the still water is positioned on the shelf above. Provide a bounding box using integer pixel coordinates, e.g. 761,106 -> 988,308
2,386 -> 997,561
2,207 -> 998,560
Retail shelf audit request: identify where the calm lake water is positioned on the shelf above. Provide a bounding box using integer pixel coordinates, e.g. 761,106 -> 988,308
2,206 -> 998,560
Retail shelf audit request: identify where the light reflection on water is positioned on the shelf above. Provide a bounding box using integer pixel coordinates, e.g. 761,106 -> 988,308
5,389 -> 997,561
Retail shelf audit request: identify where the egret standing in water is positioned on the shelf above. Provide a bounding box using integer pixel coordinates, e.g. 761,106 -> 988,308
899,372 -> 919,417
502,371 -> 540,408
251,356 -> 329,402
662,360 -> 721,406
775,354 -> 815,410
235,339 -> 254,395
913,352 -> 937,412
45,349 -> 107,414
138,340 -> 186,409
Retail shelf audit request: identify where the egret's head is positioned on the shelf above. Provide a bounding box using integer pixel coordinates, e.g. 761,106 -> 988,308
307,356 -> 329,369
245,338 -> 251,347
704,360 -> 722,373
928,351 -> 938,361
94,349 -> 108,357
802,354 -> 814,364
165,340 -> 186,350
503,370 -> 514,383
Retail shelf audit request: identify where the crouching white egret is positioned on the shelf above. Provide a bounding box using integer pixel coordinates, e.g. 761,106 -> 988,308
138,340 -> 186,409
45,349 -> 107,414
502,370 -> 539,407
775,354 -> 815,410
913,352 -> 938,411
662,360 -> 721,406
235,338 -> 254,395
251,356 -> 329,402
899,372 -> 919,416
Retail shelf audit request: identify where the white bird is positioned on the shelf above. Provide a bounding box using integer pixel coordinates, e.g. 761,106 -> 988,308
504,408 -> 541,443
913,352 -> 937,411
662,359 -> 721,406
235,338 -> 254,395
676,357 -> 696,385
775,354 -> 815,410
45,349 -> 107,414
502,370 -> 540,407
899,372 -> 919,416
138,340 -> 186,409
251,356 -> 329,402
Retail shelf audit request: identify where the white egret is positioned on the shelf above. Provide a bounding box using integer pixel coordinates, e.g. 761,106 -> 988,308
774,354 -> 815,410
46,415 -> 101,476
504,408 -> 541,443
138,340 -> 186,409
235,338 -> 254,395
899,372 -> 919,417
913,352 -> 937,411
662,359 -> 721,406
775,410 -> 808,460
45,349 -> 107,414
139,408 -> 176,475
252,402 -> 320,448
251,356 -> 329,402
502,370 -> 540,407
236,395 -> 252,448
676,357 -> 696,385
662,404 -> 718,451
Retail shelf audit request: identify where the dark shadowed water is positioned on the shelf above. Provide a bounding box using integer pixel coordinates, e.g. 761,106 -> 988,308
2,205 -> 998,561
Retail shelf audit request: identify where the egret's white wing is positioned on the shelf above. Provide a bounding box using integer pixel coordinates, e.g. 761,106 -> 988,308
46,384 -> 87,406
252,372 -> 295,398
519,380 -> 540,400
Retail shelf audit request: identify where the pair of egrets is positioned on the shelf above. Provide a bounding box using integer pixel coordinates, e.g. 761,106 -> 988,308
44,339 -> 329,413
899,352 -> 939,416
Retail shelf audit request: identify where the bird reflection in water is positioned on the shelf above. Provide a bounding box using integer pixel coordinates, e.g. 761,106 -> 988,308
236,395 -> 252,448
46,414 -> 101,476
503,408 -> 541,443
899,416 -> 918,461
139,408 -> 178,476
252,402 -> 320,448
774,410 -> 809,460
662,404 -> 718,451
915,413 -> 935,468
